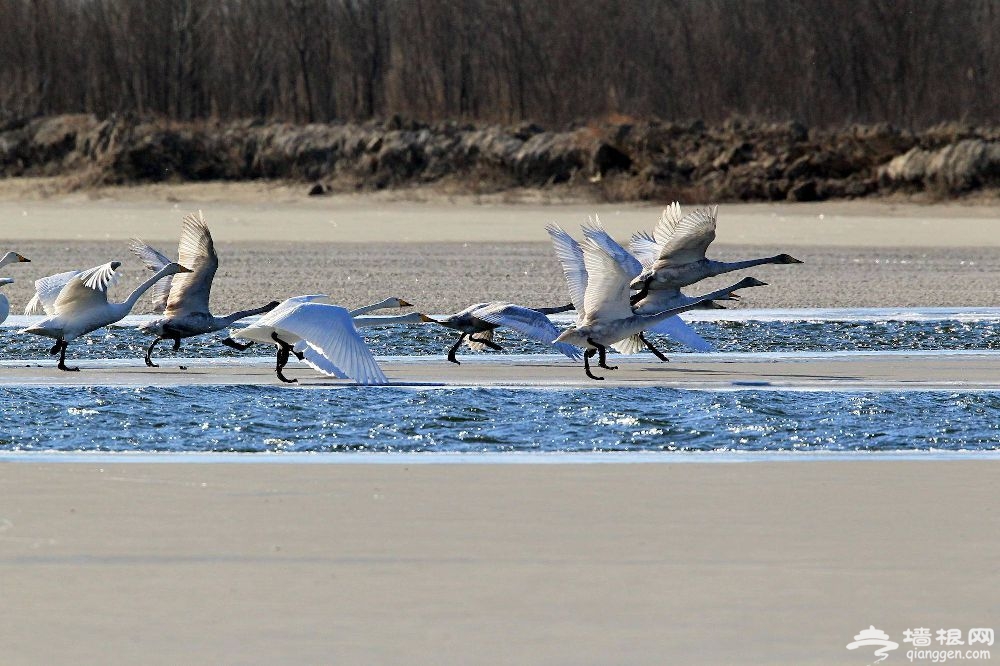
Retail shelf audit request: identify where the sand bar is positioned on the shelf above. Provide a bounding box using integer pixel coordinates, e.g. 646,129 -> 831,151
1,352 -> 999,390
1,461 -> 996,665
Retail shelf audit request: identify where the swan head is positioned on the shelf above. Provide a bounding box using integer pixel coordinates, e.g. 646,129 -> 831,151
776,253 -> 803,264
0,251 -> 30,266
378,297 -> 412,309
0,277 -> 14,287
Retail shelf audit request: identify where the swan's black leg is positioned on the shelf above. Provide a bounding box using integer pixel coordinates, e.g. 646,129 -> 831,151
468,334 -> 502,351
271,332 -> 297,383
49,341 -> 61,355
172,337 -> 182,351
145,337 -> 162,367
57,341 -> 78,372
589,337 -> 617,370
220,337 -> 254,351
447,333 -> 467,365
640,333 -> 670,362
583,348 -> 603,381
629,281 -> 650,306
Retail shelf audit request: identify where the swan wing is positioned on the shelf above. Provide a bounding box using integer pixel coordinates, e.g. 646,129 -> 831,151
611,334 -> 644,355
233,295 -> 332,344
52,262 -> 118,315
581,236 -> 634,323
645,315 -> 714,352
26,269 -> 81,315
654,205 -> 718,266
581,216 -> 642,278
164,211 -> 218,317
474,303 -> 582,360
272,303 -> 387,385
545,224 -> 588,316
128,238 -> 174,313
629,231 -> 661,270
652,201 -> 684,246
295,342 -> 349,379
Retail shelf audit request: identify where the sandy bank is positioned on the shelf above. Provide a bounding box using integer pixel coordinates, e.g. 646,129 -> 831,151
1,352 -> 999,390
1,190 -> 999,312
1,461 -> 995,665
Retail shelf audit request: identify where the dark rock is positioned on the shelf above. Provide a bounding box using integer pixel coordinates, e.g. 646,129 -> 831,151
788,179 -> 820,201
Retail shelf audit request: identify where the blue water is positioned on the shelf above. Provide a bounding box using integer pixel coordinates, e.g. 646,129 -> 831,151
2,386 -> 998,454
3,316 -> 1000,363
3,309 -> 1000,456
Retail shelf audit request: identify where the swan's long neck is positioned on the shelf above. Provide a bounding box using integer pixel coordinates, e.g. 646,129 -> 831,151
696,277 -> 760,303
630,300 -> 707,332
708,256 -> 785,275
349,299 -> 395,316
216,304 -> 277,328
354,312 -> 427,329
535,302 -> 575,315
119,267 -> 178,313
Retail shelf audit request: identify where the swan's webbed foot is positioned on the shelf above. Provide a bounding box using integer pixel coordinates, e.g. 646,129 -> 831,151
49,341 -> 61,355
145,337 -> 162,367
56,341 -> 78,371
276,371 -> 298,384
221,337 -> 253,351
588,338 -> 617,372
447,333 -> 467,365
640,333 -> 670,362
583,348 -> 604,381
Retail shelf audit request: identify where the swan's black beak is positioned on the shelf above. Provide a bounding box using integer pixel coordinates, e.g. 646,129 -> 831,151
16,254 -> 30,262
178,264 -> 194,273
780,254 -> 804,264
420,314 -> 438,323
398,299 -> 413,308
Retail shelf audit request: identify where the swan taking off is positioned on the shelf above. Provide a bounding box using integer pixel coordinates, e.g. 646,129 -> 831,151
129,211 -> 279,367
0,251 -> 31,325
21,260 -> 191,371
234,295 -> 430,384
552,234 -> 715,380
426,302 -> 580,364
546,220 -> 760,360
629,203 -> 802,296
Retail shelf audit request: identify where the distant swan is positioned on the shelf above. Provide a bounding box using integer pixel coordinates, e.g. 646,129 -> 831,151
21,261 -> 191,371
234,295 -> 431,384
0,251 -> 30,325
629,203 -> 802,296
129,211 -> 279,367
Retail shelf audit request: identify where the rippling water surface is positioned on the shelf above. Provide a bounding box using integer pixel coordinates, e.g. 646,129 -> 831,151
3,315 -> 1000,362
2,386 -> 998,454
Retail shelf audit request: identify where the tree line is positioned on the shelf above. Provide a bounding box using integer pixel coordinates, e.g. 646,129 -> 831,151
1,0 -> 997,129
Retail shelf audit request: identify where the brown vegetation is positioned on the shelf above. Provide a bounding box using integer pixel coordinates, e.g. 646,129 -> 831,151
1,0 -> 999,129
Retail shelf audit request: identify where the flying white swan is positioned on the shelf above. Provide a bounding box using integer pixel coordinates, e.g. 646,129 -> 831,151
547,234 -> 718,380
629,203 -> 802,296
128,211 -> 280,367
545,220 -> 762,359
21,260 -> 191,371
0,251 -> 31,325
234,295 -> 432,384
426,302 -> 581,363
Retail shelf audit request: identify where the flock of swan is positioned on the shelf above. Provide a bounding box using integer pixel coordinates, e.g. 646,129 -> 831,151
0,205 -> 801,383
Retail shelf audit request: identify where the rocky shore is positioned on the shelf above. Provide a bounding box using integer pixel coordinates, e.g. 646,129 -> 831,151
2,114 -> 999,201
